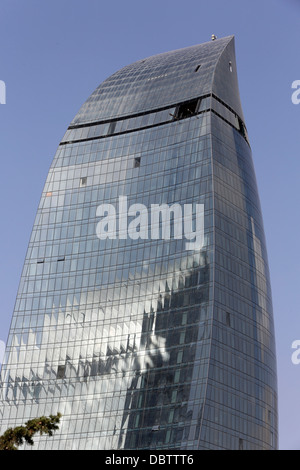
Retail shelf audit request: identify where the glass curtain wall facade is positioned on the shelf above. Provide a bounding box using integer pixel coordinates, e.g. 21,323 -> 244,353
0,36 -> 278,450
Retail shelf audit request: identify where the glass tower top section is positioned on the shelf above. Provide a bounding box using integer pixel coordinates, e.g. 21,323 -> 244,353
0,36 -> 278,450
71,35 -> 244,124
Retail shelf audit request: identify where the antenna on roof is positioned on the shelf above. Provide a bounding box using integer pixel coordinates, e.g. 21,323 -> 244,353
211,34 -> 217,41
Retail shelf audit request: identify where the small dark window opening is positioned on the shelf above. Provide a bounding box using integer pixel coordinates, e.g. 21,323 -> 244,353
268,409 -> 271,422
134,157 -> 141,168
194,64 -> 201,72
57,365 -> 66,379
108,121 -> 116,135
226,312 -> 231,327
238,118 -> 247,139
80,176 -> 87,187
175,99 -> 199,120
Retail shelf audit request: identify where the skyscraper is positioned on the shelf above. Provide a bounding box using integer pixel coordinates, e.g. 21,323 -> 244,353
0,36 -> 278,450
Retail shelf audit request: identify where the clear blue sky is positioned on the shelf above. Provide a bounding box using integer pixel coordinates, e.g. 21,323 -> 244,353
0,0 -> 299,450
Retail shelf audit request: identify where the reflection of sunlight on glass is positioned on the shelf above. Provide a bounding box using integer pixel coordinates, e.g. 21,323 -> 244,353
0,340 -> 5,366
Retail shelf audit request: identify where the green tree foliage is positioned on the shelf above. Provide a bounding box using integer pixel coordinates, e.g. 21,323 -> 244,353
0,413 -> 61,450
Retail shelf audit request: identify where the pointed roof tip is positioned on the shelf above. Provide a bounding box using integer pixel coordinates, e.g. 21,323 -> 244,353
211,34 -> 236,50
211,34 -> 235,41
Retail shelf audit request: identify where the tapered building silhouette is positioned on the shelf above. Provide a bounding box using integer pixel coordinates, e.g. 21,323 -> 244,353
0,36 -> 278,450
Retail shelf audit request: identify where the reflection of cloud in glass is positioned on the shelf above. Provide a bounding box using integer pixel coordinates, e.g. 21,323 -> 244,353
0,340 -> 5,366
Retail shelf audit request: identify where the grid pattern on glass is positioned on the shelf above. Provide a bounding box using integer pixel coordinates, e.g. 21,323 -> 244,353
197,114 -> 277,450
0,36 -> 277,450
0,114 -> 214,450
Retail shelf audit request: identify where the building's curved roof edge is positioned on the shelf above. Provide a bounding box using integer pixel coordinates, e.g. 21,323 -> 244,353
70,35 -> 244,126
